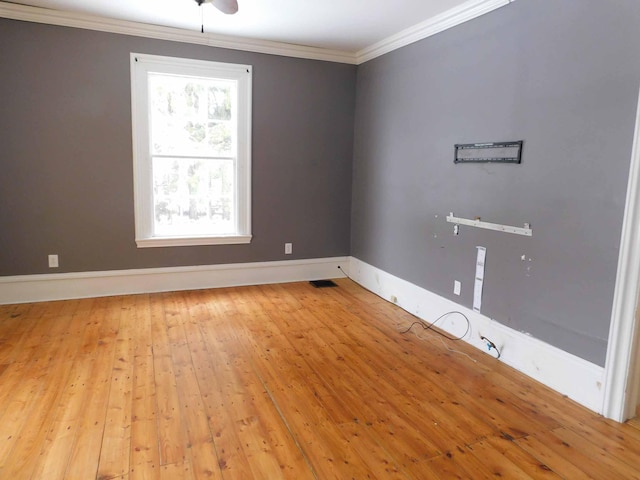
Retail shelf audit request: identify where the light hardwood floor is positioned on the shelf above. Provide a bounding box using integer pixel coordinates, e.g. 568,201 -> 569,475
0,279 -> 639,479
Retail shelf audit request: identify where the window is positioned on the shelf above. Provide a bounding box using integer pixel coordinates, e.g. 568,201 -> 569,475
130,53 -> 252,247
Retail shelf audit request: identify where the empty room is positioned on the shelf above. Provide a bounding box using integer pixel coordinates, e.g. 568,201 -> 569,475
2,0 -> 640,478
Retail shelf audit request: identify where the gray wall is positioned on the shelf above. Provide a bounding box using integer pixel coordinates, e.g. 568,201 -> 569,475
351,0 -> 640,366
0,19 -> 355,276
3,2 -> 639,367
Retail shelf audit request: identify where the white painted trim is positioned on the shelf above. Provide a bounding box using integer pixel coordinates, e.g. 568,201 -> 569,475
135,235 -> 252,248
0,1 -> 513,66
0,257 -> 350,305
0,2 -> 356,65
602,87 -> 640,422
130,53 -> 252,246
349,257 -> 605,414
356,0 -> 513,64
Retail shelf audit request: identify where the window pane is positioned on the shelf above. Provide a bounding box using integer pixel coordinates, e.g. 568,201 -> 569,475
152,157 -> 235,236
149,74 -> 236,157
208,122 -> 233,153
208,85 -> 232,121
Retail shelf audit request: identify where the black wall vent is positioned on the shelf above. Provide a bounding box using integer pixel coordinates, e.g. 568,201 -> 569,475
310,280 -> 338,288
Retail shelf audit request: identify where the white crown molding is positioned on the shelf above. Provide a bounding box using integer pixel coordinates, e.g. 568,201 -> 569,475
356,0 -> 514,64
0,256 -> 350,305
0,0 -> 514,66
0,2 -> 357,64
349,257 -> 605,415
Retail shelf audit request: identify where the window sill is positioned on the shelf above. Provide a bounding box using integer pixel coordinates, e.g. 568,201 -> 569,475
136,235 -> 252,248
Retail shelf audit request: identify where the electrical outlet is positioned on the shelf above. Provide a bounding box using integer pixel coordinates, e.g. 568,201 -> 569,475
284,242 -> 293,255
48,254 -> 59,268
454,280 -> 461,296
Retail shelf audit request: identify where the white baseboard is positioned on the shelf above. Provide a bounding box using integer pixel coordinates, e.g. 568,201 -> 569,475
348,257 -> 605,415
0,257 -> 350,305
1,255 -> 605,414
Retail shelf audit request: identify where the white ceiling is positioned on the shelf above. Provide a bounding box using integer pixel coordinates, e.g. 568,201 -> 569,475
4,0 -> 473,52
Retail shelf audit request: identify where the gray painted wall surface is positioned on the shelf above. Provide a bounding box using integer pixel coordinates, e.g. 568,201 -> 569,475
0,19 -> 355,276
351,0 -> 640,366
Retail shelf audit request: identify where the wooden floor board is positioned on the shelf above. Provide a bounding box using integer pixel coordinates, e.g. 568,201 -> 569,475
66,297 -> 120,480
514,433 -> 594,479
97,296 -> 135,480
481,435 -> 561,480
0,279 -> 639,479
548,427 -> 640,479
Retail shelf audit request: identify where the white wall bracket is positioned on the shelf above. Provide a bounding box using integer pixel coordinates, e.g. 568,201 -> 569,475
446,212 -> 532,237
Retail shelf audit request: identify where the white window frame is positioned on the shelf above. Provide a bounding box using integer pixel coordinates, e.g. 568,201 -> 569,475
130,53 -> 252,248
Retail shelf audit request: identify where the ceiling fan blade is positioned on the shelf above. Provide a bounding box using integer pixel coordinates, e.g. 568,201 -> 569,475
209,0 -> 239,15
